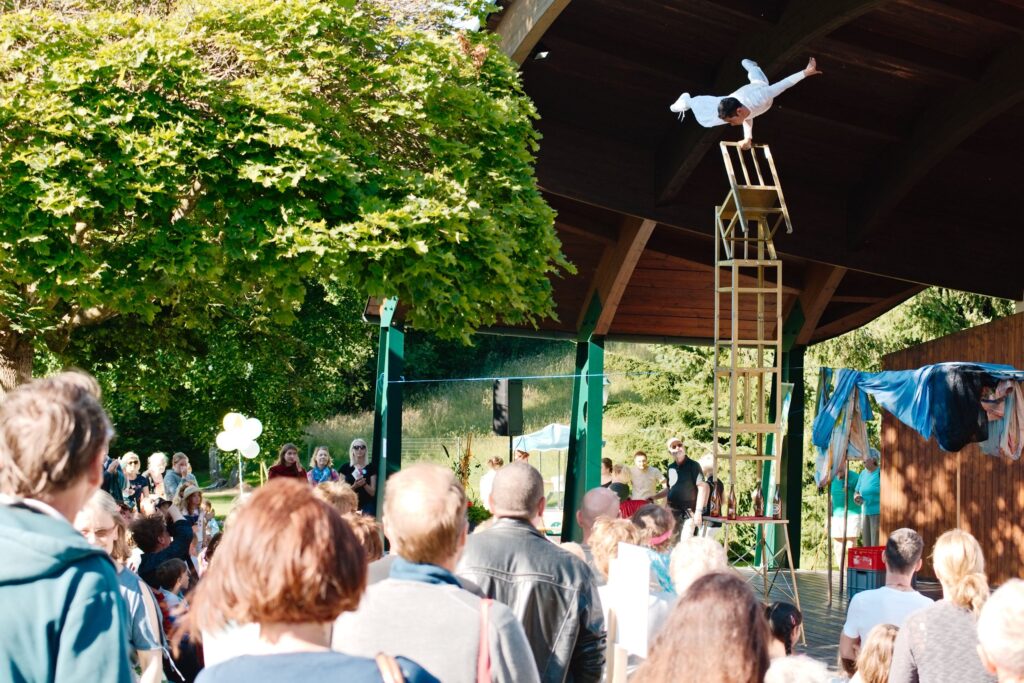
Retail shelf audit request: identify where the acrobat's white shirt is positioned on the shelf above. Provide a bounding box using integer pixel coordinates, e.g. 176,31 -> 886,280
670,59 -> 806,141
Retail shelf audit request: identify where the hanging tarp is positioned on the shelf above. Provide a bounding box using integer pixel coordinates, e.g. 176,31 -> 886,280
812,363 -> 1024,484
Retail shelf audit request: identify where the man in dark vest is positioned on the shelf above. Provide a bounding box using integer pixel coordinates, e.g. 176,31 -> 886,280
653,437 -> 710,539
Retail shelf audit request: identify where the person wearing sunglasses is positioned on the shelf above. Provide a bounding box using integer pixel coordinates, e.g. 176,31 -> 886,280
340,439 -> 376,515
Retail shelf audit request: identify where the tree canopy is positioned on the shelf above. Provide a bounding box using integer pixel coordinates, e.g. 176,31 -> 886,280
0,0 -> 568,392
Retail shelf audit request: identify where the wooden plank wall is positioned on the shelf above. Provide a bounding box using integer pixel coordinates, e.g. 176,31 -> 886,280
881,313 -> 1024,585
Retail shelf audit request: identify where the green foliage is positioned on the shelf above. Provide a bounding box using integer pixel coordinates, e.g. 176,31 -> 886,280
467,499 -> 491,527
0,0 -> 568,391
810,289 -> 1014,373
49,281 -> 377,464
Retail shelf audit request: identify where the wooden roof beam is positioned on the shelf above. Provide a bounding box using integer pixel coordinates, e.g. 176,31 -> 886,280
849,41 -> 1024,247
493,0 -> 572,66
556,221 -> 616,246
577,217 -> 657,336
796,264 -> 848,345
810,285 -> 923,343
656,0 -> 889,204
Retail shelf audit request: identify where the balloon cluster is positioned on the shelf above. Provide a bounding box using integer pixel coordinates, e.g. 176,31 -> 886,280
216,412 -> 263,459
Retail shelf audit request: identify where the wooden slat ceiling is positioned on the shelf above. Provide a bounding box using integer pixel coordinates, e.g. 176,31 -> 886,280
473,0 -> 1024,344
372,1 -> 1024,345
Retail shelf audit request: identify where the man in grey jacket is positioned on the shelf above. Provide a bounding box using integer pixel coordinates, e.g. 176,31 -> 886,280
458,462 -> 606,683
333,463 -> 538,683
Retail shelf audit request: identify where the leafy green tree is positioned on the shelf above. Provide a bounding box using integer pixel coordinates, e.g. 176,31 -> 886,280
46,281 -> 377,462
809,289 -> 1014,373
0,0 -> 567,392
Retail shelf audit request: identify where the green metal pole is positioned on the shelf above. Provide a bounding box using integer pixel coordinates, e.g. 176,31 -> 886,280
372,298 -> 403,519
562,298 -> 604,542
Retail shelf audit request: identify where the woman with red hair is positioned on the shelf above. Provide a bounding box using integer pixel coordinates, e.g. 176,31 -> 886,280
183,479 -> 437,682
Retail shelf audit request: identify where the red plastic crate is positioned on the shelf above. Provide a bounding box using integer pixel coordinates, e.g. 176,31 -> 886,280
849,546 -> 885,571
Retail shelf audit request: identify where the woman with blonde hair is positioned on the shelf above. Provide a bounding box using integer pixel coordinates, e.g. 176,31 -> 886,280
854,623 -> 899,683
340,438 -> 376,515
889,529 -> 994,683
634,572 -> 771,683
180,479 -> 437,682
121,451 -> 151,512
307,446 -> 340,485
74,490 -> 165,683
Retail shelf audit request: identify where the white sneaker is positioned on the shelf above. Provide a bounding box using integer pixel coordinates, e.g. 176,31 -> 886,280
669,92 -> 690,113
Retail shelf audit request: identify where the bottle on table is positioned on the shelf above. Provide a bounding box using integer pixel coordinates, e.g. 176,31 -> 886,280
772,485 -> 782,520
752,486 -> 764,518
727,485 -> 737,520
709,481 -> 722,517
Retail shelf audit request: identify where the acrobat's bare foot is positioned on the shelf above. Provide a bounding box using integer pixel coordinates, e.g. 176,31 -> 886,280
804,57 -> 821,77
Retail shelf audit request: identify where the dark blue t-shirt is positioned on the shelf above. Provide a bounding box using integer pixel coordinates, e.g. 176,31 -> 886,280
196,651 -> 439,683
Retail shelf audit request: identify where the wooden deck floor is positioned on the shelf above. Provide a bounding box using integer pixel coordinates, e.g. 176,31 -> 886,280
738,568 -> 942,666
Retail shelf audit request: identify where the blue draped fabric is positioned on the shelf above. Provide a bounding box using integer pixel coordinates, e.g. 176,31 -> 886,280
812,362 -> 1024,454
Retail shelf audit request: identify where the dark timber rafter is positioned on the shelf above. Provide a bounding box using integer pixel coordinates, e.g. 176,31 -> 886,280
576,216 -> 656,336
811,286 -> 923,343
656,0 -> 890,204
493,0 -> 572,66
848,40 -> 1024,247
796,263 -> 847,345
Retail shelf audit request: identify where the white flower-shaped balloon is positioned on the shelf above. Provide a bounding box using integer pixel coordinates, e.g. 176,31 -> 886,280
217,413 -> 263,459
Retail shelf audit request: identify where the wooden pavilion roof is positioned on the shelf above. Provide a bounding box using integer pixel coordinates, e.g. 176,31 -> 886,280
374,1 -> 1024,345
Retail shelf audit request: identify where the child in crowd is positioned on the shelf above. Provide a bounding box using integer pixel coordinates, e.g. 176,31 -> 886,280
307,446 -> 340,484
203,500 -> 220,540
174,485 -> 203,526
200,533 -> 223,574
631,504 -> 676,593
155,558 -> 190,619
313,481 -> 359,516
154,558 -> 203,680
854,624 -> 899,683
343,513 -> 384,563
766,602 -> 804,657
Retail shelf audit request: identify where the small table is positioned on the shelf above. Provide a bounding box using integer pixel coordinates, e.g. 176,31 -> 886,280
700,515 -> 804,643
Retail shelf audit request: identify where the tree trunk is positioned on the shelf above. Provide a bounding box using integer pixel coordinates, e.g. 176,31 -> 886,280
0,331 -> 34,396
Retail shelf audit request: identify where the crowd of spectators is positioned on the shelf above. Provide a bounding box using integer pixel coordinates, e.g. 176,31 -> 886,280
2,371 -> 1023,683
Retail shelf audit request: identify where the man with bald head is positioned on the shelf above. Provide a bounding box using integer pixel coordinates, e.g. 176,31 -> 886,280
577,486 -> 620,580
459,462 -> 606,683
333,463 -> 538,683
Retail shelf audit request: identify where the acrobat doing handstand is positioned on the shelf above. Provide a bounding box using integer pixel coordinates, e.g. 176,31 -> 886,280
670,58 -> 821,149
